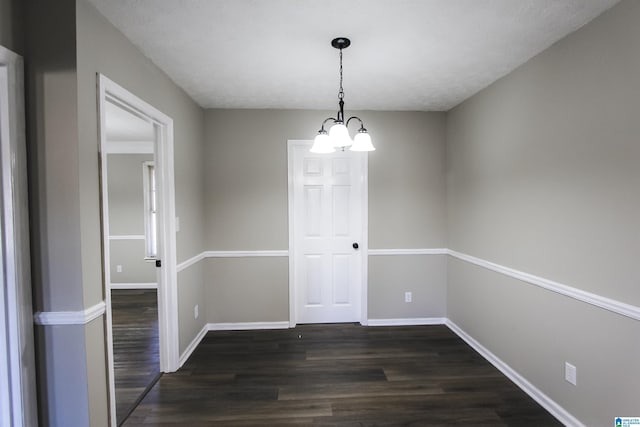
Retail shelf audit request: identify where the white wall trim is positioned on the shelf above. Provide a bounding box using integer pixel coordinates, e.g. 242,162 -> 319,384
208,321 -> 290,331
178,324 -> 208,368
448,249 -> 640,322
178,246 -> 639,323
176,250 -> 289,273
108,234 -> 145,240
368,317 -> 446,326
109,283 -> 157,290
445,319 -> 584,427
33,301 -> 107,326
369,248 -> 448,256
176,252 -> 206,272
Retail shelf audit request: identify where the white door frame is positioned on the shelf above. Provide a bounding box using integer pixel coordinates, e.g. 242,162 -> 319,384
0,46 -> 38,427
97,74 -> 179,426
287,139 -> 369,327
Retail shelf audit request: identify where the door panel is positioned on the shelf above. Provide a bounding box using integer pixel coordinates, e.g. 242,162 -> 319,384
291,142 -> 365,324
304,255 -> 323,305
304,186 -> 322,236
332,255 -> 351,304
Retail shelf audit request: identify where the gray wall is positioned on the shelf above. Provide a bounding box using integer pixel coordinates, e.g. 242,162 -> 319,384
75,1 -> 207,424
24,1 -> 94,425
109,240 -> 155,284
107,154 -> 156,283
369,255 -> 446,319
177,262 -> 206,353
446,1 -> 640,425
206,258 -> 289,323
204,110 -> 447,322
107,154 -> 151,236
0,0 -> 23,54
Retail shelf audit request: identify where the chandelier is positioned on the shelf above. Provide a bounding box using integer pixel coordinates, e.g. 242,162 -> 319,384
310,37 -> 375,153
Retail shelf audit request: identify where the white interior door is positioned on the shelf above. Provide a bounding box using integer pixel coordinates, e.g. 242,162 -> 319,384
289,140 -> 367,324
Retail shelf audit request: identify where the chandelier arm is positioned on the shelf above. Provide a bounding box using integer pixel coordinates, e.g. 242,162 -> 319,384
346,116 -> 366,130
318,116 -> 338,132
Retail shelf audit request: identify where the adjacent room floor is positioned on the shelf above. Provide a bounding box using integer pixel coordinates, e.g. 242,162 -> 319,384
123,324 -> 561,426
111,289 -> 160,426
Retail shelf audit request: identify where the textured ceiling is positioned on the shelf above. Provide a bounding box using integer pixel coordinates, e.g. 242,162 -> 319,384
88,0 -> 619,111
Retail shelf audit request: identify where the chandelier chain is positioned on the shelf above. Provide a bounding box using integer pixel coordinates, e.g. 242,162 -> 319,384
338,48 -> 344,100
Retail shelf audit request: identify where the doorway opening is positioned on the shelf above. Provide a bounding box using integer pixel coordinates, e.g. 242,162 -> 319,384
287,140 -> 369,326
98,75 -> 179,426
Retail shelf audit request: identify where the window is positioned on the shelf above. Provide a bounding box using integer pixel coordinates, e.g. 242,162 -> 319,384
142,161 -> 157,259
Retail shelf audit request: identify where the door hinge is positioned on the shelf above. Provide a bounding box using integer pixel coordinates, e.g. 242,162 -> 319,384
155,259 -> 162,268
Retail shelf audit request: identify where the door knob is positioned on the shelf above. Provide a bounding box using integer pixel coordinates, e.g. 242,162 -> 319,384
352,242 -> 359,249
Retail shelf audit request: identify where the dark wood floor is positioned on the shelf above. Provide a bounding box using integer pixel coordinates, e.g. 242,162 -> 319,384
124,323 -> 561,426
111,289 -> 160,426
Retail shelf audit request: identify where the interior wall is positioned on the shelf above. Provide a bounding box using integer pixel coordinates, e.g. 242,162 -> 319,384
76,0 -> 207,333
107,154 -> 155,284
445,0 -> 640,425
24,1 -> 96,425
369,255 -> 446,320
22,0 -> 208,425
0,0 -> 24,55
206,257 -> 289,324
106,154 -> 151,235
75,1 -> 208,419
204,110 -> 447,323
177,262 -> 205,353
367,111 -> 447,320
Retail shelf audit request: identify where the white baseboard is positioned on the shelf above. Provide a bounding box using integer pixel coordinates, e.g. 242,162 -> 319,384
178,324 -> 208,368
445,319 -> 584,427
367,317 -> 446,326
109,282 -> 157,290
178,321 -> 290,368
208,321 -> 290,331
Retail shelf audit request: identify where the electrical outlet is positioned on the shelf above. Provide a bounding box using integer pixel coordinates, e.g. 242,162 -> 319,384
405,292 -> 412,303
116,265 -> 122,273
565,362 -> 577,385
194,304 -> 199,319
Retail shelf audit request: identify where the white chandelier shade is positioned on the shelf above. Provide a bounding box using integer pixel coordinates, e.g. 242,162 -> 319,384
328,123 -> 352,148
351,129 -> 375,152
310,130 -> 334,153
